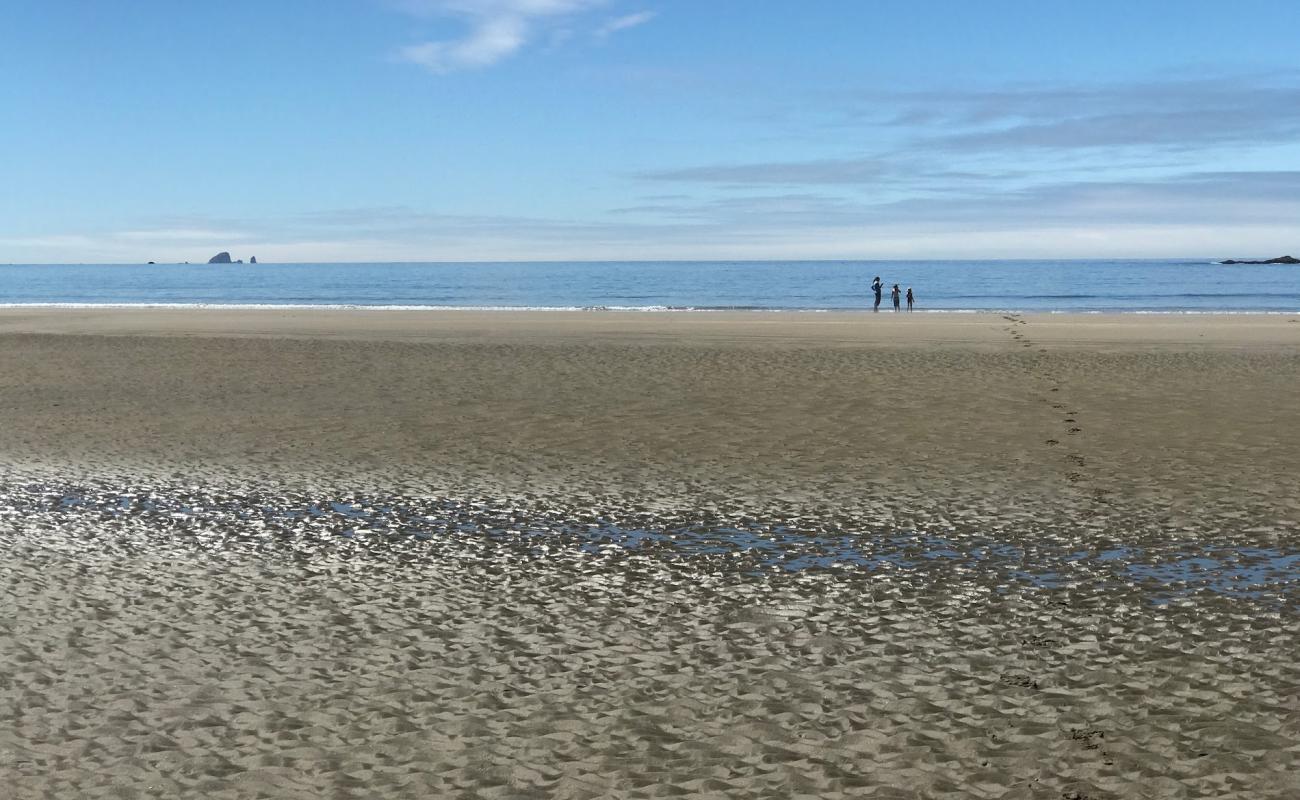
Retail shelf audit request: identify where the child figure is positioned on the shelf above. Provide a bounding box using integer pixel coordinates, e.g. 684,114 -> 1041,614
906,287 -> 914,311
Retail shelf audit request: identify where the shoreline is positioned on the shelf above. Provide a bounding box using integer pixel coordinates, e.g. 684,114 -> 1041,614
2,302 -> 1299,315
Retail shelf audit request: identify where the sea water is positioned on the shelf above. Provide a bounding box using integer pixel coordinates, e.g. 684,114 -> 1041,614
1,259 -> 1297,312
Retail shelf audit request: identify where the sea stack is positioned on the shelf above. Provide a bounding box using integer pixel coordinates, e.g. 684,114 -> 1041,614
208,251 -> 233,264
249,256 -> 257,264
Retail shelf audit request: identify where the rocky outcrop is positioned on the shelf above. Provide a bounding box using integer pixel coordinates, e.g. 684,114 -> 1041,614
249,256 -> 257,264
1220,255 -> 1299,265
208,251 -> 233,264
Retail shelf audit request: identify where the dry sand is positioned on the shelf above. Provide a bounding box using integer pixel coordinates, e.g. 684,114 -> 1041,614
1,309 -> 1297,798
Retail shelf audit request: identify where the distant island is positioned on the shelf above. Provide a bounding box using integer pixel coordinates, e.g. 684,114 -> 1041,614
1219,255 -> 1299,265
208,252 -> 258,264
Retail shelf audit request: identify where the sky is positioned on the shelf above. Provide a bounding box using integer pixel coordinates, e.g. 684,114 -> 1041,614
2,0 -> 1299,262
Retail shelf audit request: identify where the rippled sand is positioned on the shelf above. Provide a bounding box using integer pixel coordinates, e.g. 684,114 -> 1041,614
1,310 -> 1298,798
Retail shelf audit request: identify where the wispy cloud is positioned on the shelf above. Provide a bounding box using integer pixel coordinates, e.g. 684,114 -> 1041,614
642,158 -> 895,185
923,102 -> 1300,154
856,74 -> 1300,155
640,157 -> 1016,187
633,72 -> 1300,209
114,228 -> 250,242
8,169 -> 1300,262
619,171 -> 1300,231
595,10 -> 655,38
392,0 -> 606,73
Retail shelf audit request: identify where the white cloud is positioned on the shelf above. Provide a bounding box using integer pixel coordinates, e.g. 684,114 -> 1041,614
392,0 -> 605,73
114,228 -> 250,242
396,17 -> 527,72
595,10 -> 655,38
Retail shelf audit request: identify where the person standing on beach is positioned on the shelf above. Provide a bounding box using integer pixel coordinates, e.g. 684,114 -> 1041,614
872,277 -> 883,311
891,284 -> 901,311
906,287 -> 914,311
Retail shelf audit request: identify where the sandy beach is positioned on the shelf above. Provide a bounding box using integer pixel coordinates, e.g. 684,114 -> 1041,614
2,309 -> 1298,798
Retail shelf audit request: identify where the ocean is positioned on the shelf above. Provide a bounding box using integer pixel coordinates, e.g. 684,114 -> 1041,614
1,259 -> 1298,312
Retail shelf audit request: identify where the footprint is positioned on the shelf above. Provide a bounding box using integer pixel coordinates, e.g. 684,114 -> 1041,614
1070,728 -> 1106,749
1000,673 -> 1040,690
1020,635 -> 1060,647
1045,439 -> 1060,446
1068,427 -> 1082,434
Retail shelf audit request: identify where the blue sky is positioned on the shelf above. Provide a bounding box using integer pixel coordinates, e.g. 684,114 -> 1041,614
3,0 -> 1298,262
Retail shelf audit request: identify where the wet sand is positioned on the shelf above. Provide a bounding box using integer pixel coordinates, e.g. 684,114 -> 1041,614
1,309 -> 1298,798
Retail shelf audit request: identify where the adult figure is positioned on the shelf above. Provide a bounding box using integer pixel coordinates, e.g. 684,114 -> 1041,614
872,276 -> 883,311
891,284 -> 901,311
906,287 -> 914,311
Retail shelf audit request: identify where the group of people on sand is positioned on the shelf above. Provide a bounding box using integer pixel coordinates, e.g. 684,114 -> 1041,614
871,276 -> 914,312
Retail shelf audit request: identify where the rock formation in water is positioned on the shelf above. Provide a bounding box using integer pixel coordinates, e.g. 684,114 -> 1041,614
208,251 -> 233,264
249,256 -> 257,264
1220,255 -> 1298,265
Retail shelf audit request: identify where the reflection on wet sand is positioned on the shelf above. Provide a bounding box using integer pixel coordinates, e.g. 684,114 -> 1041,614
20,480 -> 1299,606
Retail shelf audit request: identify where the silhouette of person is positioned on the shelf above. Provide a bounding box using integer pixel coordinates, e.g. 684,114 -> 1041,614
891,284 -> 901,311
872,277 -> 883,311
906,287 -> 914,311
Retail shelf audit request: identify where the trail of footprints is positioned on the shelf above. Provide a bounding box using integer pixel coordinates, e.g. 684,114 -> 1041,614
1000,316 -> 1112,515
1001,316 -> 1119,785
1003,313 -> 1047,352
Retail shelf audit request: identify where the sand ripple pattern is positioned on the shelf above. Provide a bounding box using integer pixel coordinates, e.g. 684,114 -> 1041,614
3,476 -> 1298,799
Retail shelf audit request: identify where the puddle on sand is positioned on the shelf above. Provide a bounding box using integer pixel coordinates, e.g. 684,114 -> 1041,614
9,482 -> 1298,605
